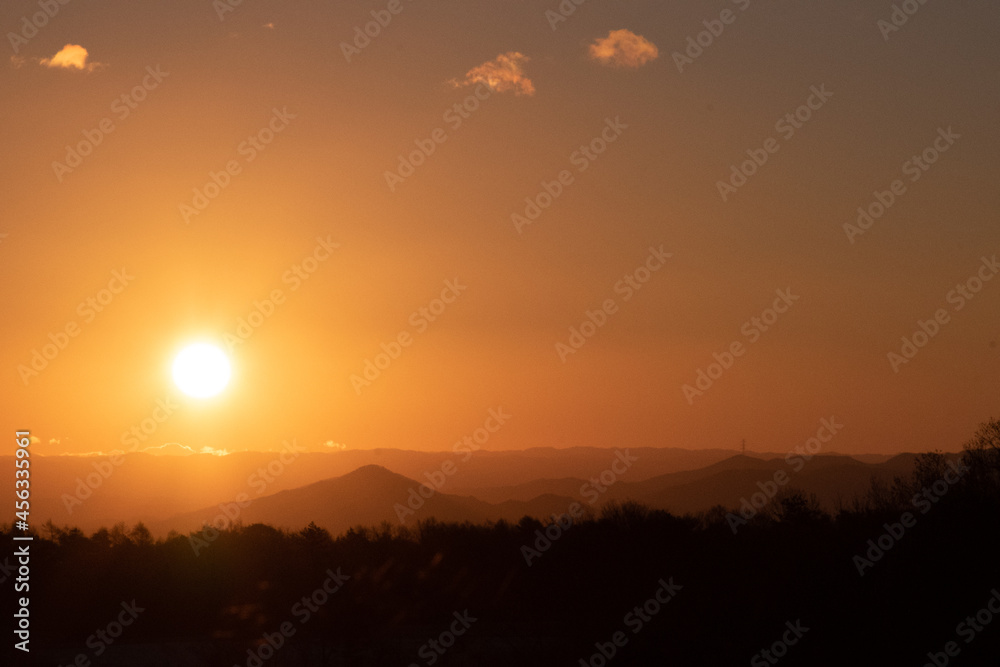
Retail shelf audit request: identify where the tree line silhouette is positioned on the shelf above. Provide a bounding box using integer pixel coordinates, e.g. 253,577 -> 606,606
5,419 -> 999,666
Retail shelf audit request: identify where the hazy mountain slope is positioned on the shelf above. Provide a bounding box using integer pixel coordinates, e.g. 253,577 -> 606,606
603,454 -> 921,514
4,450 -> 926,534
150,465 -> 581,537
0,446 -> 761,531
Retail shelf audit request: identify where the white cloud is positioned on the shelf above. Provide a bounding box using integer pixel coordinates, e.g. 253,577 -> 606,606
40,44 -> 104,71
589,29 -> 659,68
450,51 -> 535,96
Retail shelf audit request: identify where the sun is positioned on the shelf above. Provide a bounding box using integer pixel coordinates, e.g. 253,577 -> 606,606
172,343 -> 231,398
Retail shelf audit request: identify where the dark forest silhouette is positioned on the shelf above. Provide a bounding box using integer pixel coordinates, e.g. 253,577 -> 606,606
5,419 -> 1000,666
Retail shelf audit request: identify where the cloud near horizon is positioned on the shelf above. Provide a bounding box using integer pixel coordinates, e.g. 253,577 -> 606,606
140,443 -> 195,456
136,443 -> 230,456
450,51 -> 535,96
40,44 -> 102,71
588,29 -> 659,68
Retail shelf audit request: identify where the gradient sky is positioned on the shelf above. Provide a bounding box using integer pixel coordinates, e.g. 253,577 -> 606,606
1,0 -> 998,456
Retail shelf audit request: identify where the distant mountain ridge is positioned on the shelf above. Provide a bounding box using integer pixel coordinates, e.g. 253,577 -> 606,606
148,453 -> 921,538
0,447 -> 928,534
148,464 -> 577,537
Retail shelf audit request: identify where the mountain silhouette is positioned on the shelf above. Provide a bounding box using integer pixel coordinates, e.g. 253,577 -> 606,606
6,449 -> 930,535
149,464 -> 586,536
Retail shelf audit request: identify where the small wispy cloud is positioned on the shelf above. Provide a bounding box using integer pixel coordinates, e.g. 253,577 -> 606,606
40,44 -> 104,72
450,51 -> 535,96
588,29 -> 659,68
60,449 -> 125,457
141,443 -> 195,456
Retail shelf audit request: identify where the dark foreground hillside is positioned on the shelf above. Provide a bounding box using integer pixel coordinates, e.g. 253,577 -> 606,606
6,421 -> 1000,667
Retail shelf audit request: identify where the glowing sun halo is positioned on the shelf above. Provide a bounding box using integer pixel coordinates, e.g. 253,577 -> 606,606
172,343 -> 231,398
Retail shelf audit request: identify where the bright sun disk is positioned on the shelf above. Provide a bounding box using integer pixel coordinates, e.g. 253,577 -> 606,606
172,343 -> 231,398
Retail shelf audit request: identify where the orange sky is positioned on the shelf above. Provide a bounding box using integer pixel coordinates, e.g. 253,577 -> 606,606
1,0 -> 998,457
